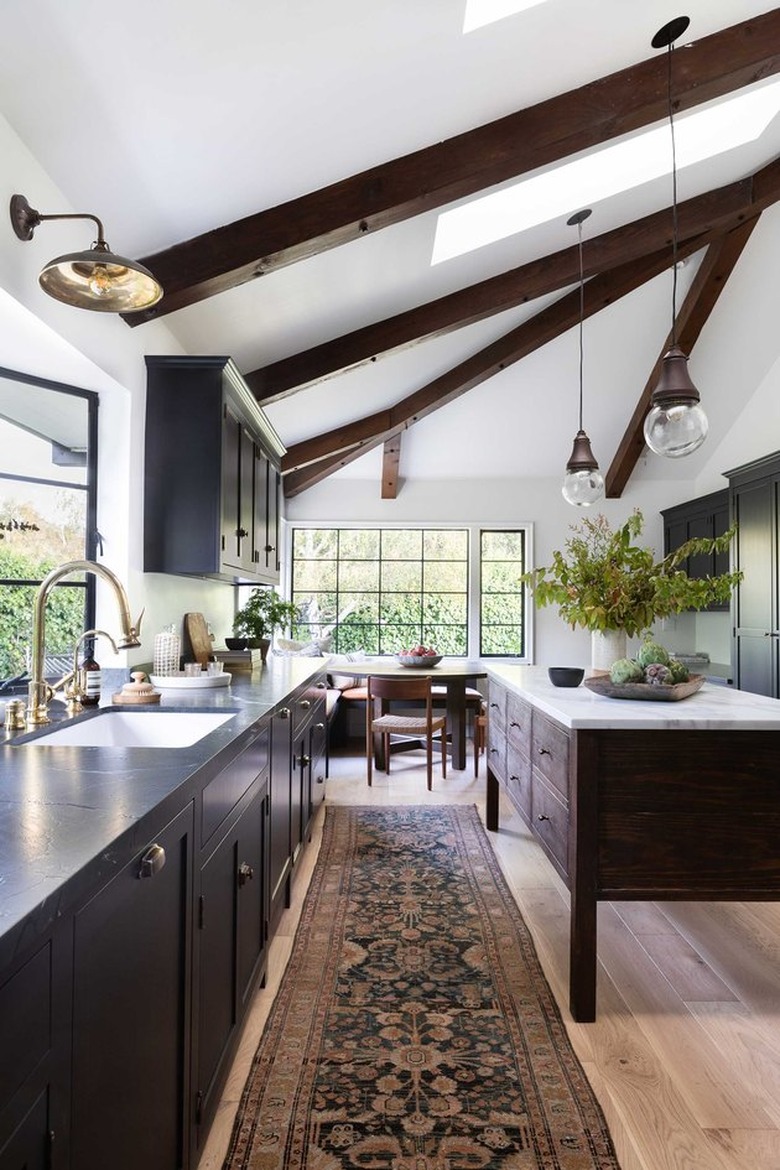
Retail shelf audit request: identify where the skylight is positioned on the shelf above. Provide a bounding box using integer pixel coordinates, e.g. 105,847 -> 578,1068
463,0 -> 549,33
432,78 -> 780,264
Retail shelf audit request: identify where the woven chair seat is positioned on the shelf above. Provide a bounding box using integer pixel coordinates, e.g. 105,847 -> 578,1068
371,712 -> 447,734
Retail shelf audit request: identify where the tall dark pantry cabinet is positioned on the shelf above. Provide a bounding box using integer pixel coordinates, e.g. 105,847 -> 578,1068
727,452 -> 780,697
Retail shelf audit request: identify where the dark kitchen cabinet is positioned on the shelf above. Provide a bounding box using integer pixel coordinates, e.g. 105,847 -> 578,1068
144,356 -> 284,584
0,1089 -> 50,1170
269,704 -> 293,927
726,453 -> 780,697
70,803 -> 194,1170
660,489 -> 730,610
194,777 -> 268,1151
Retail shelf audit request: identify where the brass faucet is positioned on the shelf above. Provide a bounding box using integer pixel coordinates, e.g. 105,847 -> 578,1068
27,560 -> 143,725
63,628 -> 119,713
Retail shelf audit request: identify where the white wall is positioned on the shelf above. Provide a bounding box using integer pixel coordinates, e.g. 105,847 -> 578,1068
0,112 -> 236,667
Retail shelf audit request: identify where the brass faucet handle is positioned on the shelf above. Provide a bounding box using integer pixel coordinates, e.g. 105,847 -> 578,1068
4,699 -> 27,731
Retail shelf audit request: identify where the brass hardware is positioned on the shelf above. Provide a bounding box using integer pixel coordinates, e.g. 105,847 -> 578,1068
315,722 -> 325,731
65,628 -> 119,712
4,699 -> 26,732
298,754 -> 311,768
238,861 -> 254,887
279,707 -> 290,720
27,560 -> 143,726
299,699 -> 311,709
138,843 -> 166,879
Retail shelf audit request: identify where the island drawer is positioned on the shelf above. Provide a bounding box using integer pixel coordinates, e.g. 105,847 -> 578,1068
506,691 -> 532,754
531,712 -> 569,801
487,684 -> 507,733
505,741 -> 531,819
532,776 -> 569,877
202,725 -> 270,845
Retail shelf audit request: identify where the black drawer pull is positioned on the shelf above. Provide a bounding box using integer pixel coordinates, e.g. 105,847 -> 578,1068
298,754 -> 311,768
537,813 -> 550,822
138,844 -> 166,879
316,774 -> 325,784
490,702 -> 499,710
238,861 -> 254,887
537,746 -> 551,756
510,774 -> 519,782
510,720 -> 520,728
489,747 -> 499,755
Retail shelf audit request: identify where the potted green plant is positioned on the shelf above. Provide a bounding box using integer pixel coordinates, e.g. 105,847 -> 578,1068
231,588 -> 298,661
520,510 -> 742,669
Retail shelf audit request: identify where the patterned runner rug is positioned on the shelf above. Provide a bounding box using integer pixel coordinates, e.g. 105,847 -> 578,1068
224,804 -> 621,1169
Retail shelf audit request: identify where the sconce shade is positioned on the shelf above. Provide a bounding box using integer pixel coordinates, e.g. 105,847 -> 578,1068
38,244 -> 163,312
644,347 -> 708,457
10,193 -> 163,313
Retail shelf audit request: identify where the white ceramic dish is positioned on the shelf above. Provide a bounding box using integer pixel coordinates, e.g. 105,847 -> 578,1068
150,672 -> 232,689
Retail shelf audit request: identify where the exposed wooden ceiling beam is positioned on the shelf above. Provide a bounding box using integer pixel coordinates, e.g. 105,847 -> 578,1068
247,173 -> 769,401
126,10 -> 780,326
381,435 -> 402,499
606,217 -> 760,497
282,235 -> 707,491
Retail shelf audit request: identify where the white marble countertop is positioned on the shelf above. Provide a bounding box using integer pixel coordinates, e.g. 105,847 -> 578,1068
486,664 -> 780,730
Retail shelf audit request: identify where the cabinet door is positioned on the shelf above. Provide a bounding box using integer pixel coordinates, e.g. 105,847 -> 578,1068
270,706 -> 293,923
252,444 -> 270,573
0,1089 -> 50,1170
196,784 -> 268,1145
70,804 -> 193,1170
266,464 -> 281,577
221,404 -> 242,570
733,477 -> 777,695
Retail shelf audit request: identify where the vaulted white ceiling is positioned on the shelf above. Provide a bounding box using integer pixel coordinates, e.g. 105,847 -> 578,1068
1,0 -> 779,492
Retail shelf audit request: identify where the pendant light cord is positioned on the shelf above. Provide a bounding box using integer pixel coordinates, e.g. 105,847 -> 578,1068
667,41 -> 679,345
577,219 -> 585,430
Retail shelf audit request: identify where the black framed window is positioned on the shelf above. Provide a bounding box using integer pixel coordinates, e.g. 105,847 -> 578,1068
289,524 -> 529,658
0,368 -> 98,682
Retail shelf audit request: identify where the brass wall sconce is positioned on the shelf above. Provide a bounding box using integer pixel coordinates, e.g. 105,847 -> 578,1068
10,193 -> 163,313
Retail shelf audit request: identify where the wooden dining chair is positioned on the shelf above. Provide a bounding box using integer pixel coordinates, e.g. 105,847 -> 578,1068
366,675 -> 447,790
473,703 -> 487,778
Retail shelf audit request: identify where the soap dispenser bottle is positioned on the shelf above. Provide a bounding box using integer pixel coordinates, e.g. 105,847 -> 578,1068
80,638 -> 102,705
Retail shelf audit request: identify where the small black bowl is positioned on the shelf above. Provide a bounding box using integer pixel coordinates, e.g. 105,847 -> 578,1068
225,637 -> 247,650
548,666 -> 584,688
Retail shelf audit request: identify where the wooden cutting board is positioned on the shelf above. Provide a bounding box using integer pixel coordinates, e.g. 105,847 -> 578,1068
185,612 -> 214,665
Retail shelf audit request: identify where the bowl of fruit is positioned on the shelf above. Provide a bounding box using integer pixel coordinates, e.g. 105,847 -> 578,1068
396,645 -> 443,668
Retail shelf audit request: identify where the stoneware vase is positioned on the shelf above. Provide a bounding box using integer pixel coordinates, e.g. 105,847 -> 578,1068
591,628 -> 626,673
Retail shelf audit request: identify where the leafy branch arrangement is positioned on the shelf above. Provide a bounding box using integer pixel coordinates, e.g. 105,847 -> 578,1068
233,587 -> 298,641
520,510 -> 742,637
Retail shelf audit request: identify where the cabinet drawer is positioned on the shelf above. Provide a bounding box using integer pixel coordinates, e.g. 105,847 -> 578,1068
0,943 -> 51,1108
506,691 -> 532,754
531,713 -> 570,801
505,741 -> 531,819
202,726 -> 269,845
532,776 -> 569,876
487,683 -> 507,732
486,721 -> 506,782
291,684 -> 326,737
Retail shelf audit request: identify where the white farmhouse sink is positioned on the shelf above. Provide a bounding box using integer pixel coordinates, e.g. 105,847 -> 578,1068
18,709 -> 236,748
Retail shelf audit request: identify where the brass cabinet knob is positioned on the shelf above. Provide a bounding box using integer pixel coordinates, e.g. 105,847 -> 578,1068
238,861 -> 254,887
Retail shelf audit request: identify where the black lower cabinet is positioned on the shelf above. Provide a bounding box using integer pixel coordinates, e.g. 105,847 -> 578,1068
70,804 -> 194,1170
0,1089 -> 50,1170
269,706 -> 292,926
193,780 -> 269,1150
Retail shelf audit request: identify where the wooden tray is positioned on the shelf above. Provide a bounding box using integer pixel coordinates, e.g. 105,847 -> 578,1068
583,673 -> 705,701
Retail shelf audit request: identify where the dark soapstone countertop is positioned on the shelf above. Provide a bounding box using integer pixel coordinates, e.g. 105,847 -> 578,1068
0,656 -> 326,973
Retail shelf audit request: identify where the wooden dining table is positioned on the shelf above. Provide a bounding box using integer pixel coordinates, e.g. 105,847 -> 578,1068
345,658 -> 487,770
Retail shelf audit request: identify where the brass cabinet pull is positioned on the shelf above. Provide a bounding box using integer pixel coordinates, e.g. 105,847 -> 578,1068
315,722 -> 325,731
299,699 -> 311,709
278,707 -> 290,720
298,754 -> 311,768
238,861 -> 254,887
138,843 -> 166,879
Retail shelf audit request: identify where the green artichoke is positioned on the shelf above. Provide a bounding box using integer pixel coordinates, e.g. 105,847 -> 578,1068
636,639 -> 670,668
610,657 -> 644,684
668,659 -> 690,683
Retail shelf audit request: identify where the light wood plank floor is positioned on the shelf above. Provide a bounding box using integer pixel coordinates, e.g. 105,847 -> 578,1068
200,743 -> 780,1170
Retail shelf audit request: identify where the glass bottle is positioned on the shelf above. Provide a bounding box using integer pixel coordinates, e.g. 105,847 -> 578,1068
80,638 -> 102,705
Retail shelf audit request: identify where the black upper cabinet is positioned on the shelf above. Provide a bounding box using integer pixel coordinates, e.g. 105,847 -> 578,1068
144,356 -> 284,584
660,489 -> 730,612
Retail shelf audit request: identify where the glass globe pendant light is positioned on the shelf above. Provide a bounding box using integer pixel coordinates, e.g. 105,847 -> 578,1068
643,16 -> 708,458
562,208 -> 604,507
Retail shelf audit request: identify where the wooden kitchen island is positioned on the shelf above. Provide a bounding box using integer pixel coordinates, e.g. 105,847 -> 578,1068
484,665 -> 780,1022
